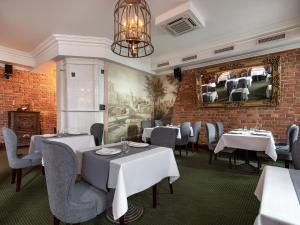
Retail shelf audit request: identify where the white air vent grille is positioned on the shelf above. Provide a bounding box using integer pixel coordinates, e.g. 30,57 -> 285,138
257,33 -> 286,44
157,62 -> 170,68
182,55 -> 197,62
214,46 -> 234,54
166,17 -> 198,36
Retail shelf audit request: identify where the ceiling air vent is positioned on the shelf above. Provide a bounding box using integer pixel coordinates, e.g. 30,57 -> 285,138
257,33 -> 286,44
157,62 -> 170,68
182,54 -> 197,62
155,2 -> 205,36
214,46 -> 234,54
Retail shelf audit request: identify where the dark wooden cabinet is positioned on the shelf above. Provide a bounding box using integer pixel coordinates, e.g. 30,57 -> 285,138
8,111 -> 40,147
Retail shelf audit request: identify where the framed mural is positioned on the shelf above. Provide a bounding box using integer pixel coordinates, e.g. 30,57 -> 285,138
195,55 -> 281,107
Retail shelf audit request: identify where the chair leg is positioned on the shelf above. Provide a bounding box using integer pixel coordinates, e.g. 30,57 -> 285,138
209,151 -> 213,165
169,177 -> 174,194
152,184 -> 157,208
53,216 -> 60,225
285,161 -> 290,168
119,216 -> 125,225
185,145 -> 188,156
214,154 -> 217,160
192,143 -> 195,152
41,166 -> 45,175
196,143 -> 199,152
16,168 -> 22,192
228,155 -> 232,169
234,152 -> 237,165
11,169 -> 16,184
179,149 -> 182,157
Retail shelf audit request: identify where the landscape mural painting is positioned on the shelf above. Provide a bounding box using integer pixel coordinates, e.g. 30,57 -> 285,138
107,62 -> 179,143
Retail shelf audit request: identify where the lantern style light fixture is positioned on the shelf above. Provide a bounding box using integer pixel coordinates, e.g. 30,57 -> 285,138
111,0 -> 154,58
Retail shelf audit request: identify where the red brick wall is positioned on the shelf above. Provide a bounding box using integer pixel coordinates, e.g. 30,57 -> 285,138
172,48 -> 300,144
0,67 -> 56,143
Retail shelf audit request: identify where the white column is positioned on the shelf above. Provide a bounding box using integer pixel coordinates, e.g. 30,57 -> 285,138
56,57 -> 105,135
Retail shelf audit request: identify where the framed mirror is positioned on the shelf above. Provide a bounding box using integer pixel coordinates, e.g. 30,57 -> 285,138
195,55 -> 281,107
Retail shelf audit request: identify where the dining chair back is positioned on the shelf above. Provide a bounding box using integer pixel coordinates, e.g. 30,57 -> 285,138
292,139 -> 300,170
289,125 -> 299,151
90,123 -> 104,146
231,91 -> 245,102
155,120 -> 163,127
189,121 -> 201,152
42,140 -> 112,225
2,128 -> 42,192
226,80 -> 236,93
237,78 -> 248,88
150,127 -> 177,150
141,120 -> 151,131
215,122 -> 224,141
203,95 -> 211,103
206,123 -> 216,147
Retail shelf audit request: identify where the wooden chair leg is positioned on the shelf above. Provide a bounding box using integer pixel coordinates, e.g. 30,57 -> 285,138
119,216 -> 125,225
53,216 -> 60,225
11,169 -> 16,184
169,184 -> 173,194
16,168 -> 22,192
41,166 -> 45,175
185,145 -> 188,156
196,143 -> 199,152
191,143 -> 195,152
179,149 -> 182,157
209,151 -> 213,165
152,184 -> 157,208
228,155 -> 232,168
285,161 -> 290,168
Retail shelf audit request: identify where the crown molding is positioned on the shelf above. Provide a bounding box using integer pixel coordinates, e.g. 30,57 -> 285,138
31,34 -> 154,74
0,45 -> 34,68
152,24 -> 300,74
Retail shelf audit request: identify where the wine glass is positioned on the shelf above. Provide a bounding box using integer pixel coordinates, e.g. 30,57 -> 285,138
121,137 -> 129,153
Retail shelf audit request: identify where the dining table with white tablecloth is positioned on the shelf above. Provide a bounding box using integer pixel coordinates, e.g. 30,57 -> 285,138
214,130 -> 277,161
29,134 -> 96,173
81,143 -> 180,220
254,166 -> 300,225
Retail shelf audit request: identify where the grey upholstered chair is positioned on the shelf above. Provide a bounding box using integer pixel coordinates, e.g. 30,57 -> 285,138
257,124 -> 299,168
155,120 -> 163,127
202,95 -> 212,103
207,86 -> 216,92
215,122 -> 224,141
292,139 -> 300,170
231,91 -> 246,102
141,120 -> 151,131
175,122 -> 191,156
90,123 -> 104,146
2,128 -> 42,192
206,123 -> 235,168
151,127 -> 177,150
150,127 -> 177,194
276,125 -> 299,168
189,122 -> 201,152
42,140 -> 113,225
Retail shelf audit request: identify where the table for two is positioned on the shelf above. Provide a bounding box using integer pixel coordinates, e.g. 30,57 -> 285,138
29,134 -> 180,223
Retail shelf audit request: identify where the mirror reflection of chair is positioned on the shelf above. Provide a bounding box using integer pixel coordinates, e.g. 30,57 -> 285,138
203,95 -> 212,103
231,91 -> 246,102
226,80 -> 236,94
207,86 -> 216,92
237,78 -> 248,88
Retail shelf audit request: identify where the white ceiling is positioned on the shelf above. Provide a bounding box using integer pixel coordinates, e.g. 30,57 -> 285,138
0,0 -> 299,58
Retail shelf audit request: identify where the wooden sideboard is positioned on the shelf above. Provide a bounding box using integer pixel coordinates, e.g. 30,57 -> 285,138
8,111 -> 40,147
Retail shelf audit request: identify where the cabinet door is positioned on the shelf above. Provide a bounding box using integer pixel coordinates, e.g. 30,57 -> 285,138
14,113 -> 39,131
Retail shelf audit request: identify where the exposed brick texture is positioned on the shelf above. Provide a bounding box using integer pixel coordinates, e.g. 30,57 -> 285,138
172,48 -> 300,144
0,67 -> 56,143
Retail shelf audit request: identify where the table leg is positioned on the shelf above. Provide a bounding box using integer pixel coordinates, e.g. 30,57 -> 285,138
152,184 -> 157,208
236,150 -> 258,173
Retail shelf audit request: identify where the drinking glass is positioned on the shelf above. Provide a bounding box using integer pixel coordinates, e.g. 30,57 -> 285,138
121,137 -> 129,153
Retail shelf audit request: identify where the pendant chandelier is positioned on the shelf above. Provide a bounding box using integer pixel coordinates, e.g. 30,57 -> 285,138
111,0 -> 154,58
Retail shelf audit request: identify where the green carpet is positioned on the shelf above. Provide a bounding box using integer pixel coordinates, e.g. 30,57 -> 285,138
0,148 -> 272,225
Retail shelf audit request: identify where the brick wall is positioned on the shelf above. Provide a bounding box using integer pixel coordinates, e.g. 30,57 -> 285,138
172,48 -> 300,144
0,67 -> 56,143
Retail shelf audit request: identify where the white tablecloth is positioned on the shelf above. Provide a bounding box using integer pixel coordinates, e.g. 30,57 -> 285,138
142,126 -> 194,142
254,166 -> 300,225
214,131 -> 277,161
108,145 -> 180,219
29,134 -> 96,173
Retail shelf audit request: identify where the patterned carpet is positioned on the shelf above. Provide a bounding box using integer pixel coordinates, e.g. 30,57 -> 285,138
0,147 -> 271,225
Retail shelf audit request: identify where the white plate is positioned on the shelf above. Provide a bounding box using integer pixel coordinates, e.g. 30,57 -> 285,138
128,142 -> 149,148
42,134 -> 57,137
95,148 -> 122,155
